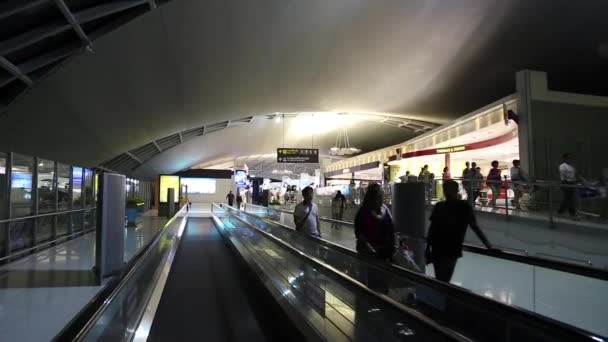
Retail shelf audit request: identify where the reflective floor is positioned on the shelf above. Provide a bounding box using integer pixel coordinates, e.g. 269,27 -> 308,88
0,212 -> 167,342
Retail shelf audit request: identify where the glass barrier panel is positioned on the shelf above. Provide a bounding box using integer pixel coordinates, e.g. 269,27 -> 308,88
9,218 -> 34,251
217,215 -> 453,341
71,211 -> 83,232
231,207 -> 606,340
84,210 -> 94,229
36,215 -> 54,242
56,213 -> 69,236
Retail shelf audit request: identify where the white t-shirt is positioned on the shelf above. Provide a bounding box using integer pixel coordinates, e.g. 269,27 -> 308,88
559,162 -> 576,182
293,202 -> 320,237
510,166 -> 525,181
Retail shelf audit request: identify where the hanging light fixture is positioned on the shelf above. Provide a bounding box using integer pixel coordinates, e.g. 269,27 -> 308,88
329,128 -> 361,156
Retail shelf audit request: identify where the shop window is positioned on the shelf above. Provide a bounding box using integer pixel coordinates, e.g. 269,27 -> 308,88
57,163 -> 71,211
38,159 -> 56,214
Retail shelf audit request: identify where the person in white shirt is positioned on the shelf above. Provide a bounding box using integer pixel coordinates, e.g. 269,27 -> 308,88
510,159 -> 526,209
293,186 -> 321,238
558,153 -> 578,217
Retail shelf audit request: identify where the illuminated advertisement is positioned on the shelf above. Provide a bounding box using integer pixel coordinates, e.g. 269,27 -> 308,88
181,178 -> 216,194
235,170 -> 247,188
160,175 -> 180,203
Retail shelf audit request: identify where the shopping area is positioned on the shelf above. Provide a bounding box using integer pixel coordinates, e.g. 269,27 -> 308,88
323,95 -> 520,205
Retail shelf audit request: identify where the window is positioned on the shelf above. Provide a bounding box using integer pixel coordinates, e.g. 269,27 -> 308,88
84,169 -> 93,207
72,167 -> 83,208
38,159 -> 56,213
10,153 -> 34,218
10,153 -> 34,251
57,163 -> 70,211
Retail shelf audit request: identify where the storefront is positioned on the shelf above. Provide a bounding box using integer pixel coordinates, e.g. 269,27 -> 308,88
388,124 -> 519,182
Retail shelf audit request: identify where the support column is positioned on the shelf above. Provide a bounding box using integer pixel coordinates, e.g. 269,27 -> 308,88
95,172 -> 126,280
392,182 -> 426,271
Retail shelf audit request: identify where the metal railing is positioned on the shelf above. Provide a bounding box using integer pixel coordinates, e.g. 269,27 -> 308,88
243,202 -> 607,280
390,176 -> 608,227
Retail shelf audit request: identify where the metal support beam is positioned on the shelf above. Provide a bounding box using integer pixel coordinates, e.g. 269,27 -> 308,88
152,141 -> 162,152
0,57 -> 32,85
125,152 -> 143,164
54,0 -> 92,48
147,0 -> 157,10
178,132 -> 183,143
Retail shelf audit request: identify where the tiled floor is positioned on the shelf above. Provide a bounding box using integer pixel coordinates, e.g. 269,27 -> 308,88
0,213 -> 167,342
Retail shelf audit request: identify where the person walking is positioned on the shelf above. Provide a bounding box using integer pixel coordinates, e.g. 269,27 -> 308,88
510,159 -> 526,209
465,162 -> 479,205
558,153 -> 579,217
487,160 -> 502,207
462,162 -> 470,180
354,183 -> 395,261
472,165 -> 483,205
442,167 -> 452,180
236,193 -> 243,209
426,180 -> 495,283
293,186 -> 321,238
331,190 -> 347,229
226,190 -> 235,207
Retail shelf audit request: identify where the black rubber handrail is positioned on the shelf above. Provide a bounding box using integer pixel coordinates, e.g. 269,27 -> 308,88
229,205 -> 606,342
52,207 -> 187,341
216,206 -> 471,342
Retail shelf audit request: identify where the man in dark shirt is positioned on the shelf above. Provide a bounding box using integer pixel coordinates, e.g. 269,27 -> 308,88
226,190 -> 235,207
426,180 -> 494,283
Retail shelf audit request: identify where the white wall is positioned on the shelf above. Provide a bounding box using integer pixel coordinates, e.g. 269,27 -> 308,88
187,179 -> 234,203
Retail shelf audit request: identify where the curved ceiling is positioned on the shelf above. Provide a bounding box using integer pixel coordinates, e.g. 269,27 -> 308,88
0,0 -> 607,179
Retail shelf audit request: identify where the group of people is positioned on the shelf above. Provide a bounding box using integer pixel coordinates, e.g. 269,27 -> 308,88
292,181 -> 494,284
461,160 -> 505,207
225,190 -> 243,208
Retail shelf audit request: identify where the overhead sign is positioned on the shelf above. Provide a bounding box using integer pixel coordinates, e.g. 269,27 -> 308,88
277,148 -> 319,163
436,145 -> 466,154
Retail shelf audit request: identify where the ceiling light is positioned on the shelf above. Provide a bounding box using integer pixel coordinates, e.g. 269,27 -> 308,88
275,116 -> 281,123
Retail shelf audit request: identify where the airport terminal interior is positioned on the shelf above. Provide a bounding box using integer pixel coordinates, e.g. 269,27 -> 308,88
1,1 -> 608,341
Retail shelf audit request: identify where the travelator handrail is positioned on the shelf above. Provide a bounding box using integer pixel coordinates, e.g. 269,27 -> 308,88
215,204 -> 471,342
54,205 -> 189,341
248,203 -> 608,281
232,203 -> 606,341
